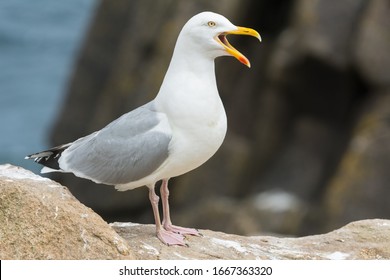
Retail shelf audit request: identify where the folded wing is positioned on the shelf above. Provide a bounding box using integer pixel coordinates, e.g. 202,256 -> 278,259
35,101 -> 172,185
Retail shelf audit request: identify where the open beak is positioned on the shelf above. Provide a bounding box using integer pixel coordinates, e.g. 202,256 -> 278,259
215,26 -> 261,68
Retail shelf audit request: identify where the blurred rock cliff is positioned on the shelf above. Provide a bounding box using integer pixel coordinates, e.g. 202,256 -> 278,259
50,0 -> 390,236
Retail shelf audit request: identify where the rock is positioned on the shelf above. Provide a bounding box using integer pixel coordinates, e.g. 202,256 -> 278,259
0,164 -> 133,260
247,189 -> 308,235
254,118 -> 343,198
174,196 -> 263,236
174,190 -> 307,236
286,0 -> 366,67
1,165 -> 389,260
354,0 -> 390,87
112,219 -> 390,260
246,0 -> 365,235
324,92 -> 390,230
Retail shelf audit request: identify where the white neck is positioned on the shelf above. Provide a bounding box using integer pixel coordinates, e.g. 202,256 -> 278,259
156,34 -> 218,102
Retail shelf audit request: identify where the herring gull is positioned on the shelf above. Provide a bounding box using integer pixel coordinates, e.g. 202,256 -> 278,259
26,11 -> 261,246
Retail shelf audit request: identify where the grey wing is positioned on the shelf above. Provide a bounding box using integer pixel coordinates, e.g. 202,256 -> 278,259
59,102 -> 172,185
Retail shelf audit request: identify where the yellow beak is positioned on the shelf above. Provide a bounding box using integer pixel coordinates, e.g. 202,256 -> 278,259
215,26 -> 261,68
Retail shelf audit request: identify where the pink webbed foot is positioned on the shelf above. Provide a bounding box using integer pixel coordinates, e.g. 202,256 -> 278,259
164,223 -> 201,236
157,228 -> 187,246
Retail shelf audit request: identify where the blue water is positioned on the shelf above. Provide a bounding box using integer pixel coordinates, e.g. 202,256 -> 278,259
0,0 -> 97,173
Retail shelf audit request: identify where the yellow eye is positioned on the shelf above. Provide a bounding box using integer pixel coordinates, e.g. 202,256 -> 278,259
207,21 -> 216,27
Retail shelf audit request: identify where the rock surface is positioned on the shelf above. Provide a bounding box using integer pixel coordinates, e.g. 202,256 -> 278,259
0,164 -> 133,260
1,164 -> 389,260
112,219 -> 390,260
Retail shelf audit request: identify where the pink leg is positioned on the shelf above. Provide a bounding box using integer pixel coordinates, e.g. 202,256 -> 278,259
148,185 -> 185,246
160,179 -> 200,236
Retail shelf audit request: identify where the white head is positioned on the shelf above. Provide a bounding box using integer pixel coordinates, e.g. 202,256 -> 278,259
176,11 -> 261,67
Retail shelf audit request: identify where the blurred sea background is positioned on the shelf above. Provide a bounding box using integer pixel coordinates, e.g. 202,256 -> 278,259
0,0 -> 97,173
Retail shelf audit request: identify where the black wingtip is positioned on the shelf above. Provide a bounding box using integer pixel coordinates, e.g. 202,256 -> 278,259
25,143 -> 71,170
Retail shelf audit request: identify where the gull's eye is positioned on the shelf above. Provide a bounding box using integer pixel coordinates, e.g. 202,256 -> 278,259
207,21 -> 216,27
